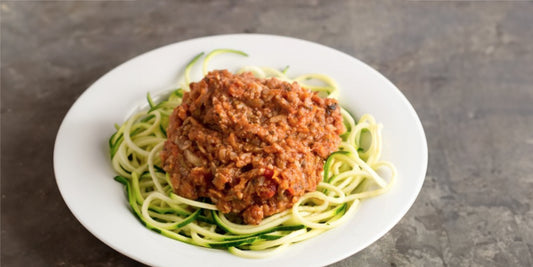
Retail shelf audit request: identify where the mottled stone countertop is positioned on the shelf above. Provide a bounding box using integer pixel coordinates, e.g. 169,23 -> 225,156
2,1 -> 532,266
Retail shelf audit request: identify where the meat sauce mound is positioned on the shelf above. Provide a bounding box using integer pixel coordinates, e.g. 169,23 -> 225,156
161,70 -> 344,224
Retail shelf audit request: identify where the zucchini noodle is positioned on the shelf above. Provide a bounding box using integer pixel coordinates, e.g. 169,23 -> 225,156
109,50 -> 397,258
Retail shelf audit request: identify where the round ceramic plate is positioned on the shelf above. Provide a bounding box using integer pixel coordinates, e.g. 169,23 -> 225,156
54,34 -> 427,266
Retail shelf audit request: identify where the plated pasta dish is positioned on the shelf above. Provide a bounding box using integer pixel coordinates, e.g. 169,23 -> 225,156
108,49 -> 396,258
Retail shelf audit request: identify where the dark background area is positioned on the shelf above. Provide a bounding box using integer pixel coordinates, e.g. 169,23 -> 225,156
2,1 -> 532,266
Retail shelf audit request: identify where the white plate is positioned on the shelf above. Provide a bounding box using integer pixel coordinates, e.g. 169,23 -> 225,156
54,34 -> 427,267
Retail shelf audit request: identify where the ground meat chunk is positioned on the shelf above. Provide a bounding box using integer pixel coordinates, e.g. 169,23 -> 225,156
161,70 -> 344,224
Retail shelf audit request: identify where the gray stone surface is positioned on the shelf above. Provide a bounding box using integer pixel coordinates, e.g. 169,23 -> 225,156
2,1 -> 532,266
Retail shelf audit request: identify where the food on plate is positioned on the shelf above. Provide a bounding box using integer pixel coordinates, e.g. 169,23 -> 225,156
109,49 -> 396,258
161,70 -> 344,225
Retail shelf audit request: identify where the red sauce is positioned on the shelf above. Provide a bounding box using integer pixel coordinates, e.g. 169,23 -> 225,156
161,70 -> 344,224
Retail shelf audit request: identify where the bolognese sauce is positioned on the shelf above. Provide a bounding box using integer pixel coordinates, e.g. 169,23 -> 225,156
161,70 -> 344,224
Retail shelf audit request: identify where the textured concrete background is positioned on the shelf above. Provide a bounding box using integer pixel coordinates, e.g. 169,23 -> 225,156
2,1 -> 532,266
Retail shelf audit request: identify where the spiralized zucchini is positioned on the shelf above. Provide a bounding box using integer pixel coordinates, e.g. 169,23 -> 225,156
109,49 -> 396,258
